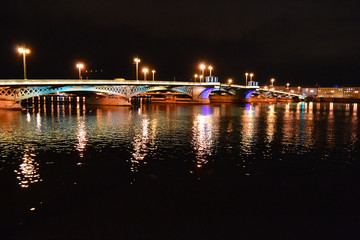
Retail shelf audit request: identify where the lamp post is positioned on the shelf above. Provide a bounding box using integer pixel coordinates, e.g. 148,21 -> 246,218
142,68 -> 148,80
228,78 -> 233,86
270,78 -> 275,87
134,58 -> 141,80
18,47 -> 30,80
245,73 -> 249,86
152,70 -> 156,81
208,66 -> 213,77
249,73 -> 254,82
200,64 -> 205,77
194,74 -> 198,82
298,86 -> 301,94
286,83 -> 290,91
76,63 -> 84,80
199,75 -> 203,82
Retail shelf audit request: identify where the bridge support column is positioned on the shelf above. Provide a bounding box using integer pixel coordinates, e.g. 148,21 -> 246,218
0,100 -> 22,110
191,86 -> 213,104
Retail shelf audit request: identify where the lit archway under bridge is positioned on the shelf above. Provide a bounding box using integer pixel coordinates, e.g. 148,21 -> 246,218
213,84 -> 305,100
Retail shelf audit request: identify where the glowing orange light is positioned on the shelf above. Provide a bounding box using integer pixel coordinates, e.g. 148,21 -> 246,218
18,47 -> 30,54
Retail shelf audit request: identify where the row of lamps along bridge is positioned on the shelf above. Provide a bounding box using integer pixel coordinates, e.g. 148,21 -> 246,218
16,47 -> 297,90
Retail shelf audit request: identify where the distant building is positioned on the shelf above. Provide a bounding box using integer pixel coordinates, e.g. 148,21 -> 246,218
317,87 -> 344,98
316,87 -> 360,98
302,88 -> 317,97
343,87 -> 360,98
256,85 -> 360,98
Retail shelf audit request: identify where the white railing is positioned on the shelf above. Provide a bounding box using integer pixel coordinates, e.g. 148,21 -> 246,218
0,79 -> 223,87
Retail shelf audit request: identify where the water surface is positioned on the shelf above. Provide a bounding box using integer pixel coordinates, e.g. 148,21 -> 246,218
1,102 -> 360,239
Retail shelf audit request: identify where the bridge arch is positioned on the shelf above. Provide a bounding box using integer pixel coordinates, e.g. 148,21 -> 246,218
132,86 -> 193,97
212,87 -> 236,96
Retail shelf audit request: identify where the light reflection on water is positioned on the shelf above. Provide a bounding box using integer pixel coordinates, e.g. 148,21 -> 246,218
241,104 -> 257,155
75,119 -> 87,158
0,102 -> 359,190
130,115 -> 153,174
266,104 -> 276,144
14,146 -> 42,188
192,106 -> 216,168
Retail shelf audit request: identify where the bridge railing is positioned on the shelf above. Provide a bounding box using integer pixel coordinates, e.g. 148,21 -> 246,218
0,79 -> 222,87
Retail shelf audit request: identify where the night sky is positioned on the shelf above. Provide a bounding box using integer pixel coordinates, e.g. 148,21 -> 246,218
1,0 -> 359,86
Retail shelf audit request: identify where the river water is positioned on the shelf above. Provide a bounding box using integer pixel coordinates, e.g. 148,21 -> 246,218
1,102 -> 360,239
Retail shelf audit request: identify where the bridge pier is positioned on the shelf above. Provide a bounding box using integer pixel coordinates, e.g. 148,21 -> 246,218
0,100 -> 22,110
191,86 -> 213,104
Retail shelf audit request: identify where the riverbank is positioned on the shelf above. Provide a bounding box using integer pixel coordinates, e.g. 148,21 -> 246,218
210,95 -> 298,103
306,97 -> 360,103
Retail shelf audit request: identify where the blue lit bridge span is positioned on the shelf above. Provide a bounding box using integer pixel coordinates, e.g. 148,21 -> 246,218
0,79 -> 303,109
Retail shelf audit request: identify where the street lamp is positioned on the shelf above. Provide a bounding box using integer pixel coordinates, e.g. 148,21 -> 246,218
250,73 -> 254,83
245,73 -> 249,86
228,78 -> 233,85
199,75 -> 203,82
208,66 -> 213,77
270,78 -> 275,86
142,68 -> 148,80
194,74 -> 198,82
286,83 -> 290,91
298,86 -> 301,93
152,70 -> 156,81
76,63 -> 84,80
134,58 -> 141,80
18,47 -> 30,80
200,64 -> 205,77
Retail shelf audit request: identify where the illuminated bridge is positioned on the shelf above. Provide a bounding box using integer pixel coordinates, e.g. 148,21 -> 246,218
0,79 -> 259,109
255,88 -> 305,100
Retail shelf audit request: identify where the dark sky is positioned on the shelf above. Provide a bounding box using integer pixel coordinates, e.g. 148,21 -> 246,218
1,0 -> 359,86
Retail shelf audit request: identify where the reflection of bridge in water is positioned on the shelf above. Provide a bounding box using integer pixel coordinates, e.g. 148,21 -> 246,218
0,79 -> 304,109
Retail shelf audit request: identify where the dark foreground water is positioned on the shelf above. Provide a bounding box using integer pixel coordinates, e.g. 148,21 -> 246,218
1,102 -> 360,239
